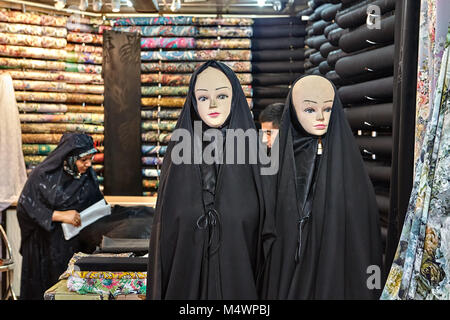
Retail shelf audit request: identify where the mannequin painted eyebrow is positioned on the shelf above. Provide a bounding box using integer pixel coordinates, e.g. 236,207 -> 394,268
195,86 -> 230,92
303,99 -> 334,103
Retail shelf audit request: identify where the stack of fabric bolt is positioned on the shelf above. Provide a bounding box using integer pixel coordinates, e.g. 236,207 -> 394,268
331,0 -> 396,247
0,10 -> 105,188
65,14 -> 107,190
250,17 -> 306,121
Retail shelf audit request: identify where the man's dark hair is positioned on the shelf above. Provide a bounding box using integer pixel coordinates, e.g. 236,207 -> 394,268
258,103 -> 284,129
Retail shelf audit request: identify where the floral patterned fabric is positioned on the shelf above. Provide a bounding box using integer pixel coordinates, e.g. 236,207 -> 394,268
0,10 -> 67,27
141,37 -> 195,49
194,18 -> 253,26
113,25 -> 197,37
141,61 -> 251,73
4,70 -> 103,84
65,51 -> 102,64
381,41 -> 450,300
141,120 -> 176,131
141,86 -> 188,96
195,50 -> 252,61
195,38 -> 251,49
141,109 -> 181,120
141,73 -> 191,85
141,132 -> 172,143
15,91 -> 104,104
67,32 -> 103,44
0,32 -> 67,48
0,22 -> 66,37
66,275 -> 146,296
142,169 -> 160,178
142,179 -> 159,189
19,113 -> 104,124
197,27 -> 253,38
22,144 -> 57,155
0,45 -> 67,60
141,97 -> 185,107
13,80 -> 104,94
414,0 -> 450,168
141,50 -> 195,61
21,123 -> 104,134
17,103 -> 103,114
22,133 -> 104,144
66,43 -> 103,54
111,17 -> 194,26
141,145 -> 167,155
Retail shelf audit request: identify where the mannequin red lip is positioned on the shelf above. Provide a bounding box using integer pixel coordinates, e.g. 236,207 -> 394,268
314,124 -> 327,129
208,112 -> 220,118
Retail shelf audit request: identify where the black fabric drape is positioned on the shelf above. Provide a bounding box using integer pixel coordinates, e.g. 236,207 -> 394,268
253,98 -> 286,109
335,0 -> 396,29
335,44 -> 395,80
260,75 -> 383,299
365,163 -> 391,184
337,76 -> 394,105
308,4 -> 333,21
251,37 -> 305,50
17,133 -> 104,300
147,61 -> 266,300
339,14 -> 395,53
251,48 -> 305,61
75,256 -> 148,272
102,30 -> 142,196
384,0 -> 419,280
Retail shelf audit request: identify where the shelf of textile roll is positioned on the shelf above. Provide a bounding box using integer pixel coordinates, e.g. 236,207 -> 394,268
335,0 -> 395,30
344,103 -> 393,130
355,135 -> 393,160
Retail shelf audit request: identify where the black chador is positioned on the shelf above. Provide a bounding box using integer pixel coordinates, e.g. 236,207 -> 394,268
147,61 -> 266,299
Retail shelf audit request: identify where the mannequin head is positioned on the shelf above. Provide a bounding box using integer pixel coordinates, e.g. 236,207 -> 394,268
194,66 -> 232,128
292,75 -> 335,136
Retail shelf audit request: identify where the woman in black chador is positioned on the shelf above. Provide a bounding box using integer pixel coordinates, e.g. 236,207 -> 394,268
260,75 -> 383,299
17,133 -> 103,300
147,61 -> 266,299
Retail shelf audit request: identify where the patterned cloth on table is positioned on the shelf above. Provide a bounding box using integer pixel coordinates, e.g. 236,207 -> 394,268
381,40 -> 450,300
0,22 -> 66,37
413,0 -> 450,168
67,276 -> 146,296
0,33 -> 67,48
141,37 -> 195,49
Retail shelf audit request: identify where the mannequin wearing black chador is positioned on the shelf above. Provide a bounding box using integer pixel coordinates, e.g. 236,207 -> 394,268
260,75 -> 383,300
146,61 -> 266,300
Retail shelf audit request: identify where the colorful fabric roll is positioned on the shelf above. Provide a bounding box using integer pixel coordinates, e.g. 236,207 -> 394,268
140,61 -> 251,73
66,22 -> 94,33
141,156 -> 163,165
113,25 -> 197,37
141,132 -> 172,143
93,153 -> 104,163
197,27 -> 253,37
22,133 -> 104,144
141,145 -> 167,155
17,103 -> 104,114
141,97 -> 185,107
111,17 -> 194,26
15,91 -> 104,104
65,62 -> 102,74
142,191 -> 157,197
92,164 -> 104,173
66,43 -> 103,54
0,45 -> 67,60
0,10 -> 67,27
236,73 -> 252,85
195,50 -> 252,61
141,37 -> 195,49
141,110 -> 181,120
241,85 -> 253,97
66,51 -> 102,64
0,57 -> 66,71
141,73 -> 191,85
13,80 -> 104,94
142,179 -> 159,189
67,32 -> 103,44
141,86 -> 188,96
194,18 -> 253,26
195,38 -> 251,49
142,169 -> 161,177
67,16 -> 104,26
24,155 -> 46,165
19,113 -> 104,124
0,22 -> 67,38
21,123 -> 104,134
4,70 -> 103,84
0,32 -> 67,48
141,50 -> 195,61
22,144 -> 57,155
141,120 -> 177,131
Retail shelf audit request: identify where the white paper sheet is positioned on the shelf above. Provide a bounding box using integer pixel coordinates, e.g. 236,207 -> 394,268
61,199 -> 111,240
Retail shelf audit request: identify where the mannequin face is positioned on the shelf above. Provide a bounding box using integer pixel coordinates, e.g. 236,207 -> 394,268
194,67 -> 232,128
292,75 -> 335,136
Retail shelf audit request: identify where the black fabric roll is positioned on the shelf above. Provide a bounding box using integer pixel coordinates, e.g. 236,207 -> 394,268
252,25 -> 307,38
324,23 -> 339,37
338,76 -> 393,105
304,48 -> 317,58
319,60 -> 331,75
320,42 -> 339,58
252,73 -> 302,86
253,17 -> 305,26
355,135 -> 393,156
376,194 -> 390,215
304,60 -> 314,70
326,70 -> 348,86
252,61 -> 305,73
251,48 -> 305,61
344,103 -> 393,129
335,0 -> 396,29
253,86 -> 290,98
365,162 -> 391,184
324,0 -> 342,3
309,0 -> 325,10
339,69 -> 394,84
327,27 -> 349,46
335,44 -> 395,80
309,4 -> 333,21
74,256 -> 148,272
253,98 -> 286,109
310,51 -> 326,66
339,14 -> 395,53
251,37 -> 304,50
312,68 -> 322,76
307,34 -> 328,50
297,7 -> 314,16
312,20 -> 332,35
307,28 -> 314,36
327,49 -> 350,67
305,66 -> 320,75
321,3 -> 342,21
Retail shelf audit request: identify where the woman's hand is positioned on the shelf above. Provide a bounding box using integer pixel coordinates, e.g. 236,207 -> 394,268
52,210 -> 81,227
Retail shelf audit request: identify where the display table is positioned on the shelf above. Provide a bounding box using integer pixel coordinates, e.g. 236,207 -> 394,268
44,280 -> 146,300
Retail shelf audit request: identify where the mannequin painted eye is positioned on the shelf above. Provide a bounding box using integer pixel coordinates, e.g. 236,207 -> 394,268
195,67 -> 232,128
292,75 -> 335,136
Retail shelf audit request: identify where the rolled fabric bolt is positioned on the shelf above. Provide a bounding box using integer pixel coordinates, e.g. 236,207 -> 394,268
141,86 -> 189,96
12,80 -> 104,94
92,164 -> 104,173
65,51 -> 102,64
0,10 -> 67,27
0,22 -> 67,37
141,109 -> 181,120
141,157 -> 164,166
21,123 -> 104,134
142,179 -> 159,189
93,153 -> 104,163
195,18 -> 253,26
66,43 -> 103,54
141,132 -> 172,143
112,25 -> 197,37
141,97 -> 185,108
67,32 -> 103,44
142,145 -> 167,155
19,113 -> 104,124
195,38 -> 251,49
3,70 -> 103,84
111,16 -> 194,26
195,50 -> 252,61
0,45 -> 67,60
22,133 -> 104,144
141,120 -> 177,131
141,37 -> 196,49
24,155 -> 46,165
15,91 -> 104,104
142,168 -> 161,177
0,32 -> 67,48
197,26 -> 253,37
22,144 -> 57,155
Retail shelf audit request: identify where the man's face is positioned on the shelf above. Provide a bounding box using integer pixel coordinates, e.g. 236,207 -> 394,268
261,121 -> 279,149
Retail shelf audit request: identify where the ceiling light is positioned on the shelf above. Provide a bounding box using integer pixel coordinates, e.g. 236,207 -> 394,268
257,0 -> 265,6
54,0 -> 66,10
272,0 -> 283,11
170,0 -> 181,12
79,0 -> 88,10
93,0 -> 103,11
127,0 -> 133,7
112,0 -> 120,12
